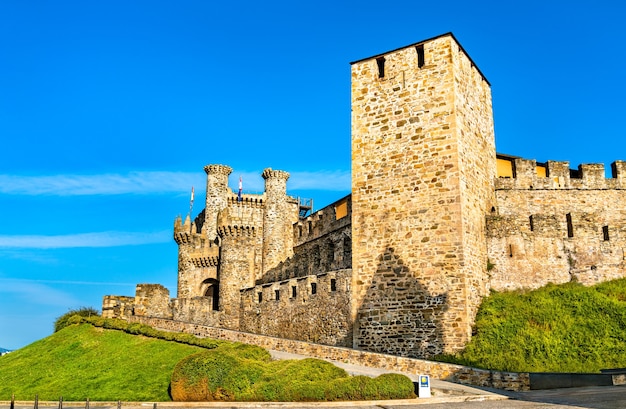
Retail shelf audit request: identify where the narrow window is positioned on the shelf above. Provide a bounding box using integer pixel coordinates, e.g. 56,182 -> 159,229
529,215 -> 534,232
603,225 -> 610,241
308,221 -> 313,235
275,289 -> 280,301
566,213 -> 574,238
415,44 -> 425,68
509,244 -> 513,257
311,282 -> 317,295
298,225 -> 303,238
291,286 -> 297,298
330,279 -> 337,292
258,292 -> 262,303
376,56 -> 386,78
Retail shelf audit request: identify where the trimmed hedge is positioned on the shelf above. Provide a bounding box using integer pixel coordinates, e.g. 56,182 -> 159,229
171,348 -> 416,402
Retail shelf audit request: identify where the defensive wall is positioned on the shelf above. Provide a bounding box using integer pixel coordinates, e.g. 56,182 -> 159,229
488,156 -> 626,291
103,32 -> 626,367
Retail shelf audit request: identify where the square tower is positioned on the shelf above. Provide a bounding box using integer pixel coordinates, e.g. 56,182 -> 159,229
351,33 -> 496,357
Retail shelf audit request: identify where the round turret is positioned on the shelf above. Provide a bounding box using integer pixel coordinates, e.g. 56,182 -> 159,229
203,164 -> 233,240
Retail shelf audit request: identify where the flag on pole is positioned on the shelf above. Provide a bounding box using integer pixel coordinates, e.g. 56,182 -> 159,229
189,186 -> 194,217
238,176 -> 243,202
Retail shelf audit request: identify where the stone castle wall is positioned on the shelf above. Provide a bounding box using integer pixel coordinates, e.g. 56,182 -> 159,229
259,195 -> 352,284
102,295 -> 134,319
133,284 -> 171,318
238,196 -> 353,345
239,269 -> 353,346
488,158 -> 626,290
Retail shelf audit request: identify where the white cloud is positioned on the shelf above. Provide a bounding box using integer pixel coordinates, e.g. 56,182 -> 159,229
0,172 -> 200,196
0,169 -> 351,197
0,278 -> 135,287
0,231 -> 171,249
0,280 -> 81,307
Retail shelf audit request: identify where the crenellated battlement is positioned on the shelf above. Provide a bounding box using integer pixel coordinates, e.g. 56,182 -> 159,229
262,168 -> 290,182
173,215 -> 195,244
204,164 -> 233,176
217,224 -> 257,237
496,156 -> 626,190
294,195 -> 351,246
188,246 -> 220,268
226,194 -> 265,207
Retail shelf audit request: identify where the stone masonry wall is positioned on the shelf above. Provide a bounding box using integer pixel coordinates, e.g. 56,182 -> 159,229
451,37 -> 497,339
170,297 -> 222,327
236,195 -> 353,346
130,316 -> 531,391
102,295 -> 134,319
259,195 -> 352,284
351,33 -> 495,358
133,284 -> 172,318
174,215 -> 220,298
261,169 -> 300,274
239,269 -> 353,346
488,158 -> 626,290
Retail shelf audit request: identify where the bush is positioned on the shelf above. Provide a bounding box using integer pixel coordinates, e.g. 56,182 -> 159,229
171,347 -> 415,402
54,307 -> 100,332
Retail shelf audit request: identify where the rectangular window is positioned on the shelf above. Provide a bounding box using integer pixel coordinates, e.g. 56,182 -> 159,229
275,289 -> 280,301
603,225 -> 610,241
415,44 -> 425,68
258,292 -> 262,303
330,279 -> 337,292
311,282 -> 317,295
291,286 -> 297,298
376,56 -> 385,78
566,213 -> 574,238
529,215 -> 534,232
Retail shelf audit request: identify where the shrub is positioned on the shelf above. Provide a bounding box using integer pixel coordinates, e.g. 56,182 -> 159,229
54,307 -> 100,332
171,348 -> 415,402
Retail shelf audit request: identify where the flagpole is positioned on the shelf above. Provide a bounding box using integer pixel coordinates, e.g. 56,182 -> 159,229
188,186 -> 194,233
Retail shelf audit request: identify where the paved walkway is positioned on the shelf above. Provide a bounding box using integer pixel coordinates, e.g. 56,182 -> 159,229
268,349 -> 508,401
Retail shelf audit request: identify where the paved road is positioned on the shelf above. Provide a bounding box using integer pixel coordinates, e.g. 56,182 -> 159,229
2,386 -> 626,409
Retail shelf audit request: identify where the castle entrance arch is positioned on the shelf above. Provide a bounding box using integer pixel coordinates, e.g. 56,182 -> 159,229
201,278 -> 220,311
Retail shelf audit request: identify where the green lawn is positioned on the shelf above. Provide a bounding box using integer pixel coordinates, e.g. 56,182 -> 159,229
0,324 -> 204,401
437,279 -> 626,372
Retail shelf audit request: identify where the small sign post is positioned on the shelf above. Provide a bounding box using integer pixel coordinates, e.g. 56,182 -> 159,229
417,374 -> 431,398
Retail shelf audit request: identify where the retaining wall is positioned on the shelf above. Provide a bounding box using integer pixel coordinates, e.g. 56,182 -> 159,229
129,316 -> 530,391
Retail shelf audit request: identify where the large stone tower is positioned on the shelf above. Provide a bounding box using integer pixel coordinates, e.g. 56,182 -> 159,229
350,33 -> 497,357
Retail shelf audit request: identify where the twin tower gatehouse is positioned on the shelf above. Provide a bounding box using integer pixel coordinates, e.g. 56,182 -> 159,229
103,33 -> 626,359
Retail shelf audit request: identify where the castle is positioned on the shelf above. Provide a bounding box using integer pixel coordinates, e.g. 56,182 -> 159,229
103,33 -> 626,359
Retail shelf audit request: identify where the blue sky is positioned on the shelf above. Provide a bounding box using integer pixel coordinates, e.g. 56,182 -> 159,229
1,1 -> 625,349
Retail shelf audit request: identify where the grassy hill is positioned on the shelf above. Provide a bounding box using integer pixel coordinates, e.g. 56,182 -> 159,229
0,324 -> 205,401
437,278 -> 626,373
0,321 -> 414,402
